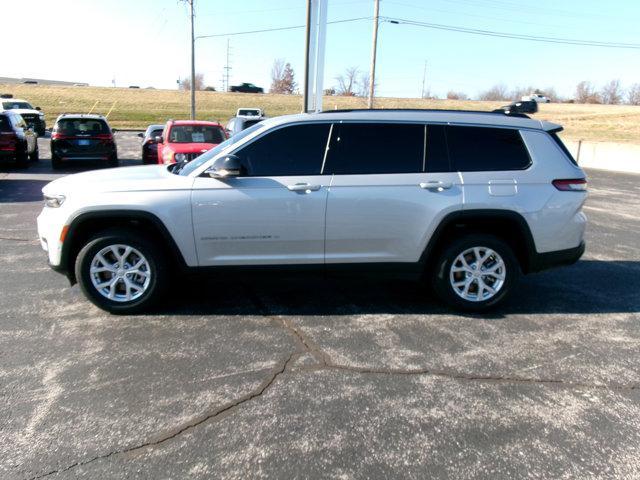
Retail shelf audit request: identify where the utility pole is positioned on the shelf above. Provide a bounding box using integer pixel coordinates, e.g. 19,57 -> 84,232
223,39 -> 232,92
189,0 -> 196,119
421,60 -> 427,99
367,0 -> 380,109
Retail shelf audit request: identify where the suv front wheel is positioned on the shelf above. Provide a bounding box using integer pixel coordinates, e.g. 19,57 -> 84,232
75,229 -> 167,314
432,234 -> 520,312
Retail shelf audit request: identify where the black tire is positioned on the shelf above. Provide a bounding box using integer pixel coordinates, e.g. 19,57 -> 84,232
29,145 -> 39,162
51,154 -> 63,170
16,147 -> 29,168
431,234 -> 520,312
74,229 -> 167,314
108,155 -> 119,168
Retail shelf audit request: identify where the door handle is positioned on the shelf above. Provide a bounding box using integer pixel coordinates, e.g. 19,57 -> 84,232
287,183 -> 322,192
419,181 -> 453,191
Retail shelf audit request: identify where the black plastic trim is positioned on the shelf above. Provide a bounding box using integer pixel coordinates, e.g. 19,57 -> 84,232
528,241 -> 585,273
58,210 -> 188,280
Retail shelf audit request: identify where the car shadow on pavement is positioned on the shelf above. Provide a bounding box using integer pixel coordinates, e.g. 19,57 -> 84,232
156,259 -> 640,317
0,179 -> 50,203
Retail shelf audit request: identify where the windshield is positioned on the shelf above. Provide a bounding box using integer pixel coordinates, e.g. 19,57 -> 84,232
178,123 -> 265,176
55,119 -> 109,135
168,125 -> 225,144
2,101 -> 33,110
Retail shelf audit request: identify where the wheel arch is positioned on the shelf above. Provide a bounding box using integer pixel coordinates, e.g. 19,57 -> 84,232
421,209 -> 538,274
61,210 -> 188,284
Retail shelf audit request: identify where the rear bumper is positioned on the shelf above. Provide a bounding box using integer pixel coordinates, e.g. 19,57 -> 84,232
529,241 -> 585,273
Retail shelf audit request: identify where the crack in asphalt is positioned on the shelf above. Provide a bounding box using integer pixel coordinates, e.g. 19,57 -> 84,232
27,354 -> 296,480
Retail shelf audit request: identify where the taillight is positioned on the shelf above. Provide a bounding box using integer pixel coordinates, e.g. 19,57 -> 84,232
94,134 -> 113,140
0,132 -> 17,150
552,178 -> 587,192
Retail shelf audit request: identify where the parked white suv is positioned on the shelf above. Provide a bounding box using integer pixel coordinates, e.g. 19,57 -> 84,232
37,109 -> 587,313
521,93 -> 551,103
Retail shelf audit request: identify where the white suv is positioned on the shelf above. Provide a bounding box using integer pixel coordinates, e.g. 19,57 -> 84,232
37,109 -> 587,313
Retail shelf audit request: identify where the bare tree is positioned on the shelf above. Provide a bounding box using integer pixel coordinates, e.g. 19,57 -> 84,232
575,81 -> 600,104
270,58 -> 285,93
510,86 -> 535,101
335,67 -> 359,96
446,90 -> 468,100
478,84 -> 509,101
601,79 -> 623,105
542,87 -> 562,103
627,83 -> 640,105
357,72 -> 373,97
180,73 -> 204,91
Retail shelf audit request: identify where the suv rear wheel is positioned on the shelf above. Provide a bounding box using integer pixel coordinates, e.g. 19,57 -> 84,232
75,229 -> 167,314
431,234 -> 520,312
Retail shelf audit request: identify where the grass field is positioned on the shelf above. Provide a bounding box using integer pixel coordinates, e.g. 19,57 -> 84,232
3,84 -> 639,144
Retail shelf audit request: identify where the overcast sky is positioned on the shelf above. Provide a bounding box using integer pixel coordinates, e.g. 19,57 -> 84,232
4,0 -> 639,98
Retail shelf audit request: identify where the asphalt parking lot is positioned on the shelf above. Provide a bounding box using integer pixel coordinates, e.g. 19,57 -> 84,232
1,133 -> 639,479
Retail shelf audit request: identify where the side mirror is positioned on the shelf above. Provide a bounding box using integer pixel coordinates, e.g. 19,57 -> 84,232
154,136 -> 163,143
35,106 -> 41,111
204,154 -> 242,178
137,132 -> 144,138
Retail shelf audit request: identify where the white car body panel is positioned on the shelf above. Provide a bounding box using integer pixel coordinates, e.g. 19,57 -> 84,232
325,172 -> 463,263
38,166 -> 198,267
191,174 -> 331,265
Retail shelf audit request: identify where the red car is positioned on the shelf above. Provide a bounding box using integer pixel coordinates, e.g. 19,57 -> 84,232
157,120 -> 227,164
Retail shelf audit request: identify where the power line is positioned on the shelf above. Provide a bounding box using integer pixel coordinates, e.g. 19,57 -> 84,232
195,17 -> 371,39
383,17 -> 640,49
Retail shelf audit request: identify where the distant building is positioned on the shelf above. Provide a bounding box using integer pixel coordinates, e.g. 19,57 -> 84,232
0,77 -> 88,86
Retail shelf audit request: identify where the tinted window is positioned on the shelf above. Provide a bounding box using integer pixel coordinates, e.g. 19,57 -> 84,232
0,115 -> 12,132
150,128 -> 163,139
446,126 -> 531,171
425,124 -> 450,172
169,125 -> 225,144
235,123 -> 330,176
324,123 -> 423,175
55,119 -> 109,135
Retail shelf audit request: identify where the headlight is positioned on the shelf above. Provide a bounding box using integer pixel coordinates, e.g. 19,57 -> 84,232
162,149 -> 174,164
175,153 -> 186,162
44,194 -> 66,208
39,113 -> 45,118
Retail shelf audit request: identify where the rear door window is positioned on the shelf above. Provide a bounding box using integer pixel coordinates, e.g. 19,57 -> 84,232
234,123 -> 330,176
324,123 -> 423,174
425,124 -> 451,173
446,126 -> 531,171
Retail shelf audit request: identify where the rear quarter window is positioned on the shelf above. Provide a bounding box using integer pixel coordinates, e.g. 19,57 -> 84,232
446,126 -> 531,172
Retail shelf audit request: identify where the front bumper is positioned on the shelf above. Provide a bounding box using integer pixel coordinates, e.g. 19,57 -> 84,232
37,208 -> 67,268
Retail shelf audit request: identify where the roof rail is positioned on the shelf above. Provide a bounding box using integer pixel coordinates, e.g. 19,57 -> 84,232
316,107 -> 531,118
